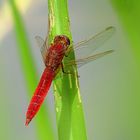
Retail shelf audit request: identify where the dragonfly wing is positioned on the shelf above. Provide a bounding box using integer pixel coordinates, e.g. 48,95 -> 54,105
65,50 -> 114,68
66,26 -> 115,59
35,19 -> 51,63
35,36 -> 49,63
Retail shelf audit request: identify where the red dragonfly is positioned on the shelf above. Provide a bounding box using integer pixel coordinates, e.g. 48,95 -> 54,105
25,26 -> 115,126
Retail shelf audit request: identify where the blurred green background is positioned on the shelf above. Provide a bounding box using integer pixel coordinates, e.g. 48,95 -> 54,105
0,0 -> 140,140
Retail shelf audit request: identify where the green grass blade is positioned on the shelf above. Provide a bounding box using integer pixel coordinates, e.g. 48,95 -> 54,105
111,0 -> 140,68
111,1 -> 140,140
48,0 -> 87,139
9,0 -> 55,140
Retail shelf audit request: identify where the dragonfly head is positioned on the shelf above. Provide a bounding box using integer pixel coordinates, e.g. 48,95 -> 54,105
54,35 -> 70,48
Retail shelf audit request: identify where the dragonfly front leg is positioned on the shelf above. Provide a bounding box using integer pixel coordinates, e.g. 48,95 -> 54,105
61,63 -> 72,74
61,63 -> 80,78
64,54 -> 68,57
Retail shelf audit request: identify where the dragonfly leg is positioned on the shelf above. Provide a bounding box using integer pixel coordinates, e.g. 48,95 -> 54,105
61,63 -> 80,78
64,50 -> 70,57
64,54 -> 68,57
61,63 -> 72,74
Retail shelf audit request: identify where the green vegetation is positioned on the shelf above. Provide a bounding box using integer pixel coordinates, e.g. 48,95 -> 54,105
111,0 -> 140,68
48,0 -> 87,139
111,1 -> 140,140
9,0 -> 55,140
8,0 -> 87,139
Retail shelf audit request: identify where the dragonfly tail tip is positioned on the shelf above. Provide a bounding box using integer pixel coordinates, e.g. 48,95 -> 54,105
25,118 -> 31,126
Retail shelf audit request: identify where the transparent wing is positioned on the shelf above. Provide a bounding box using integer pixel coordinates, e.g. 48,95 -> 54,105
65,50 -> 114,68
67,26 -> 115,60
35,21 -> 50,63
35,36 -> 48,63
35,36 -> 45,48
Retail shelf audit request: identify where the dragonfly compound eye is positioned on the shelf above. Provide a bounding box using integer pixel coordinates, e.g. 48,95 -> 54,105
61,35 -> 70,46
54,35 -> 70,46
65,36 -> 70,46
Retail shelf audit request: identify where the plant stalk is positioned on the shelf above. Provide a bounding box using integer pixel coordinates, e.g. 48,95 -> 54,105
9,0 -> 55,139
48,0 -> 87,139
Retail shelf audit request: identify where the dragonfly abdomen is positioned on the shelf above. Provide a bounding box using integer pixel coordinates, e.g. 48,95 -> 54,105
25,67 -> 54,126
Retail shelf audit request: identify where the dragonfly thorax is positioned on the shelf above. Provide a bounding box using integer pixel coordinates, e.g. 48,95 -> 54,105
45,43 -> 66,70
